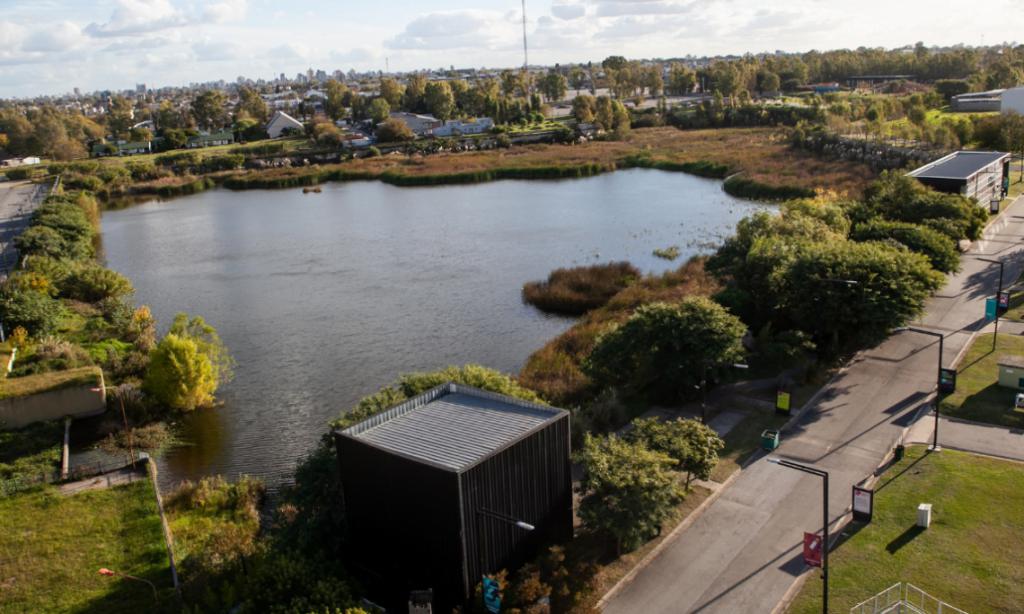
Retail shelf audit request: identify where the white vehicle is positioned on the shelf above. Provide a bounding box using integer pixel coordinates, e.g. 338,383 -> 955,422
1015,393 -> 1024,410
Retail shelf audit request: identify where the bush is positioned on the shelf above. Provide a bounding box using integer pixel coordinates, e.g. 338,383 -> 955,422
0,289 -> 65,337
62,264 -> 134,302
856,171 -> 987,241
143,334 -> 217,411
522,262 -> 639,316
851,219 -> 960,273
332,364 -> 542,430
231,141 -> 285,156
723,175 -> 815,201
14,226 -> 67,259
375,118 -> 415,143
198,154 -> 244,173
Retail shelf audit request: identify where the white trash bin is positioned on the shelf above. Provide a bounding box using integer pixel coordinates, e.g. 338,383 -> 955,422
917,503 -> 932,528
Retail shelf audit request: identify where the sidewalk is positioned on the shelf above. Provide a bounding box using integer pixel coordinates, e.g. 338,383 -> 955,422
602,195 -> 1024,614
906,413 -> 1024,462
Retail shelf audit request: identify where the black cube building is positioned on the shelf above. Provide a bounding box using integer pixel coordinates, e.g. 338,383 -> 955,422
334,382 -> 572,612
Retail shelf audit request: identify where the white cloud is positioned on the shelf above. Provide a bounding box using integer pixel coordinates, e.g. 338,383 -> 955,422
22,21 -> 84,52
551,2 -> 587,20
330,47 -> 376,64
594,0 -> 695,17
386,10 -> 517,50
85,0 -> 187,37
204,0 -> 249,24
267,43 -> 311,62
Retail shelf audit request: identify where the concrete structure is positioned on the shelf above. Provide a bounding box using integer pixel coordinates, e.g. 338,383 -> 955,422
997,356 -> 1024,389
387,112 -> 443,136
333,383 -> 572,612
265,110 -> 304,139
908,150 -> 1010,203
432,117 -> 495,137
1001,86 -> 1024,115
0,373 -> 106,430
952,89 -> 1005,112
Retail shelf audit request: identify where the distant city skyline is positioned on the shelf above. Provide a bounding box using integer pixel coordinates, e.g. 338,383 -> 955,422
1,0 -> 1022,98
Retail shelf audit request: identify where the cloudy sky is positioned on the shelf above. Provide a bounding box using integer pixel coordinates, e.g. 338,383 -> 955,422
1,0 -> 1021,98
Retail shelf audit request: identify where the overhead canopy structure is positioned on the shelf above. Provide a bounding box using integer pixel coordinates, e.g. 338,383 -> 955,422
907,150 -> 1010,202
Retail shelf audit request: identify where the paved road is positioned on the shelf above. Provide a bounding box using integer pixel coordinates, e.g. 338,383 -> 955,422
602,197 -> 1024,614
906,413 -> 1024,462
0,180 -> 43,276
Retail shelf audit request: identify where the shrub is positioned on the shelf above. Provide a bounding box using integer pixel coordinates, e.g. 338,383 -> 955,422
375,118 -> 415,143
198,154 -> 245,173
0,289 -> 65,337
522,262 -> 640,316
14,226 -> 67,259
332,364 -> 541,429
143,334 -> 217,410
723,175 -> 815,201
851,219 -> 960,273
62,264 -> 135,302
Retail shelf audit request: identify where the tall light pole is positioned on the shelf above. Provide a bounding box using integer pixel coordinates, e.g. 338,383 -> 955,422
767,458 -> 829,614
896,326 -> 944,451
976,257 -> 1004,351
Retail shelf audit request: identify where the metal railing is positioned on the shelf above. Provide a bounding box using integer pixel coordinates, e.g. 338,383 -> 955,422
851,583 -> 968,614
0,455 -> 145,497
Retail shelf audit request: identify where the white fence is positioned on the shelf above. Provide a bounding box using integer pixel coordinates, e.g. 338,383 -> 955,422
850,583 -> 967,614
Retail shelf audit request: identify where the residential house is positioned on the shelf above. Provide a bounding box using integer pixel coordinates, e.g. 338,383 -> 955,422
186,130 -> 235,148
91,140 -> 152,157
266,110 -> 304,139
387,112 -> 442,137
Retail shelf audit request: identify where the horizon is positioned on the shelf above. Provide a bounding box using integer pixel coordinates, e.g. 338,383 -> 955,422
1,0 -> 1022,99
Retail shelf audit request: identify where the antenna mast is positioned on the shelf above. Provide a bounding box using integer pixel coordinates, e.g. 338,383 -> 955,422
521,0 -> 528,70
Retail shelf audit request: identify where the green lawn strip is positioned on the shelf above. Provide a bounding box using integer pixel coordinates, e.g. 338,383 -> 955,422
939,333 -> 1024,429
710,409 -> 788,483
0,365 -> 103,400
0,480 -> 175,613
0,420 -> 62,480
788,446 -> 1024,614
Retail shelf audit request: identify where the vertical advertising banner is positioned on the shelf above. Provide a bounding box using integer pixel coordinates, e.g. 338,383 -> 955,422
852,485 -> 874,523
803,532 -> 823,567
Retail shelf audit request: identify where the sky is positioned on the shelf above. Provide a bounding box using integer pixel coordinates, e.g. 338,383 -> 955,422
0,0 -> 1022,98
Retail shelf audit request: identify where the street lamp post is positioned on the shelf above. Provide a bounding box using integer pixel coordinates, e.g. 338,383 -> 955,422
976,257 -> 1004,351
897,327 -> 944,452
98,567 -> 158,603
476,507 -> 534,600
767,458 -> 829,614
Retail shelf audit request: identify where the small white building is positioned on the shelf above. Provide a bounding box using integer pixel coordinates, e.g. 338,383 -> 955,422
1001,86 -> 1024,115
432,117 -> 495,138
266,110 -> 304,139
387,112 -> 442,137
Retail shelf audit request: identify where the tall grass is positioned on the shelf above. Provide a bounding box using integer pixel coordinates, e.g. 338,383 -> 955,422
519,258 -> 719,405
723,175 -> 815,201
522,262 -> 640,316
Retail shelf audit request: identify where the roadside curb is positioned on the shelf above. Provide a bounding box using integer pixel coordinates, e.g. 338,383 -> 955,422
595,467 -> 744,610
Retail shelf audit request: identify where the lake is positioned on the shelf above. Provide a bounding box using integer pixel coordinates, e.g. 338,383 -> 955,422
100,169 -> 767,488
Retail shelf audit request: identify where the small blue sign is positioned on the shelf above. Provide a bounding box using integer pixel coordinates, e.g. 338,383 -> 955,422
986,297 -> 998,321
483,577 -> 501,614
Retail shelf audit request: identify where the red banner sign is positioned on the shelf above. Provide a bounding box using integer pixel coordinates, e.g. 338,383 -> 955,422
803,532 -> 823,567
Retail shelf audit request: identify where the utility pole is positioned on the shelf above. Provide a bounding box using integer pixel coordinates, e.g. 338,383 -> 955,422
521,0 -> 529,71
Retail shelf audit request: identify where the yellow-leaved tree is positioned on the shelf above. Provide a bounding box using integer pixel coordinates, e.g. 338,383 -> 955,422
143,313 -> 233,411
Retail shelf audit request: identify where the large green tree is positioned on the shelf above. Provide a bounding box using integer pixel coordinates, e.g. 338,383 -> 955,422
191,90 -> 229,131
576,433 -> 682,553
628,417 -> 724,488
423,81 -> 455,120
584,297 -> 746,402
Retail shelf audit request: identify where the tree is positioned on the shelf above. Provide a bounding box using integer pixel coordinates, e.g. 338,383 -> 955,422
572,94 -> 596,124
1002,111 -> 1024,182
538,70 -> 568,103
643,65 -> 664,97
423,81 -> 455,120
667,63 -> 697,96
129,127 -> 152,142
858,171 -> 987,241
237,85 -> 268,123
0,287 -> 65,337
584,297 -> 746,403
379,77 -> 405,108
368,98 -> 391,124
850,219 -> 960,273
758,70 -> 781,94
934,79 -> 970,100
576,433 -> 682,553
602,55 -> 628,72
107,96 -> 134,137
144,313 -> 233,411
324,79 -> 350,121
192,90 -> 229,131
569,67 -> 586,95
156,100 -> 185,131
374,118 -> 414,143
0,133 -> 9,151
403,73 -> 428,112
628,417 -> 724,488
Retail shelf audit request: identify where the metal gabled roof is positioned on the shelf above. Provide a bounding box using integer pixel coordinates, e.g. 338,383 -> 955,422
338,383 -> 566,472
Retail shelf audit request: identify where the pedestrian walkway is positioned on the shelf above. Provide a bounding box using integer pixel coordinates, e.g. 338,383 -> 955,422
906,413 -> 1024,462
602,194 -> 1024,614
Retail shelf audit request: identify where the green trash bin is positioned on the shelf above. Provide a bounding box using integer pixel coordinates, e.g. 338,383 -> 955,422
761,429 -> 780,451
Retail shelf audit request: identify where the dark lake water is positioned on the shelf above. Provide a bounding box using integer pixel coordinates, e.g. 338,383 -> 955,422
100,169 -> 767,488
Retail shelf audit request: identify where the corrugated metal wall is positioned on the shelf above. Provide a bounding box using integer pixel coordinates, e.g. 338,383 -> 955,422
458,414 -> 573,598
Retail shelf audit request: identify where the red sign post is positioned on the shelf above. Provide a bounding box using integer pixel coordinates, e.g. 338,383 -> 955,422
803,532 -> 823,567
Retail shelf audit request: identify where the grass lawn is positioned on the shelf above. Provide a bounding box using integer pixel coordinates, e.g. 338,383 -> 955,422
788,446 -> 1024,614
0,480 -> 176,613
710,409 -> 789,483
939,333 -> 1024,429
0,365 -> 103,400
0,420 -> 62,480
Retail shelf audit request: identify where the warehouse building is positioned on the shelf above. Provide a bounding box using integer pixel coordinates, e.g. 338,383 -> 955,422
334,383 -> 573,611
907,150 -> 1010,204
